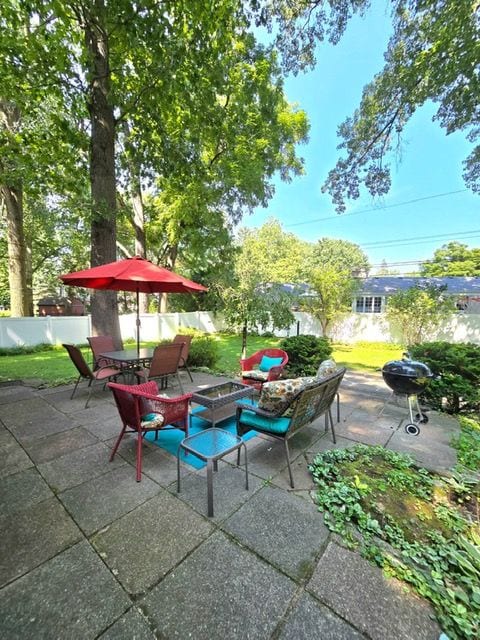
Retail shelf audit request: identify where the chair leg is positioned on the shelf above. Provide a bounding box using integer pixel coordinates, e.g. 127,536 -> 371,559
85,380 -> 94,408
110,425 -> 127,462
328,408 -> 337,444
71,375 -> 82,399
184,363 -> 193,382
136,430 -> 143,482
176,372 -> 184,394
241,442 -> 249,490
336,392 -> 340,422
284,440 -> 294,489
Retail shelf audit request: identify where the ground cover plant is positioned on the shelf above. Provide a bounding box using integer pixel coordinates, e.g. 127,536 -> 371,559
309,445 -> 480,639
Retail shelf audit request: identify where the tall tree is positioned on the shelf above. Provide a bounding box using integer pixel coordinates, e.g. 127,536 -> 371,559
311,238 -> 370,276
307,266 -> 359,337
386,283 -> 455,345
421,241 -> 480,276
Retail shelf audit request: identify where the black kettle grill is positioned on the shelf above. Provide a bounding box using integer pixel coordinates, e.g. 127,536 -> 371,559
381,353 -> 434,435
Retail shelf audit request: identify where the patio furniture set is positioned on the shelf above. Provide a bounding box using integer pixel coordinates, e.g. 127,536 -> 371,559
64,339 -> 345,516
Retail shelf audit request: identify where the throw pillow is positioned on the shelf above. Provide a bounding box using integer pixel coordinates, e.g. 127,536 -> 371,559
258,378 -> 305,413
316,359 -> 338,379
259,355 -> 284,372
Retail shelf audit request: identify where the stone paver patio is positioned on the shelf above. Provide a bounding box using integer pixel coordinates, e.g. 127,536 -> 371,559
0,368 -> 459,639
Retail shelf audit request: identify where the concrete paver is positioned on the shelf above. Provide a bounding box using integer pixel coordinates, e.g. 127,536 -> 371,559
0,369 -> 457,639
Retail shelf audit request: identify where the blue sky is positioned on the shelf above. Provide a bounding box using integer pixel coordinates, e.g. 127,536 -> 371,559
244,3 -> 478,273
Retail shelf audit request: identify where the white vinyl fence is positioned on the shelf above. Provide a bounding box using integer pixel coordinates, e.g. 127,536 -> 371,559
1,311 -> 480,349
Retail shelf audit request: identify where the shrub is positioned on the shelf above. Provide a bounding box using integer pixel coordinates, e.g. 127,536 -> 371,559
186,334 -> 219,369
280,334 -> 332,377
409,341 -> 480,414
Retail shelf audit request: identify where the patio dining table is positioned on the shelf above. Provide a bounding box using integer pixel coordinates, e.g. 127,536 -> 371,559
99,348 -> 155,379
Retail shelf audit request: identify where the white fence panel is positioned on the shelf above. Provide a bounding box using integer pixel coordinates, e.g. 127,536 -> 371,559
2,311 -> 480,348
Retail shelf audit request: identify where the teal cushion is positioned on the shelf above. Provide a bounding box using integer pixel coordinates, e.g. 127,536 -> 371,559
259,355 -> 283,372
238,409 -> 291,434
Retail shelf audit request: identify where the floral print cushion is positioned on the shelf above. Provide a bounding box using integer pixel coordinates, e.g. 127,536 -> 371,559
258,378 -> 306,413
242,369 -> 269,381
316,359 -> 338,380
141,412 -> 165,428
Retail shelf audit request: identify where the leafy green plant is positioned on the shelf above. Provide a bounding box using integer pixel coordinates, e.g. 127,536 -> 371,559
280,334 -> 332,376
309,445 -> 480,639
185,334 -> 219,369
409,342 -> 480,414
452,416 -> 480,471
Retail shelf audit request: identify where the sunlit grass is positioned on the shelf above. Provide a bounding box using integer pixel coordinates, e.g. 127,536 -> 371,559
0,334 -> 404,385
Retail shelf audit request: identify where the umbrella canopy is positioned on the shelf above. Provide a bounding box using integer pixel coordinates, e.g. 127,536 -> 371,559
60,256 -> 207,352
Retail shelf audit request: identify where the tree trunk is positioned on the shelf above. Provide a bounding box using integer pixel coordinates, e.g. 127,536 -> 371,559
24,232 -> 33,316
1,184 -> 29,316
0,100 -> 30,316
130,163 -> 148,313
241,323 -> 248,359
84,4 -> 121,347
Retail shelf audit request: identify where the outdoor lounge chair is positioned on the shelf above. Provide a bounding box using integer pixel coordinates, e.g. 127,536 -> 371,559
236,368 -> 346,488
62,343 -> 122,408
108,380 -> 192,481
87,335 -> 123,369
135,342 -> 185,393
239,348 -> 289,391
173,334 -> 193,382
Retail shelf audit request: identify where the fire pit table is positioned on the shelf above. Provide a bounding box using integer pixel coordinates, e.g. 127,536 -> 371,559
191,381 -> 255,428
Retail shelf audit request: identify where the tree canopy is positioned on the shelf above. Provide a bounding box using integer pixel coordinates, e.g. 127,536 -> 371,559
310,238 -> 370,276
421,241 -> 480,276
321,0 -> 480,210
258,0 -> 479,211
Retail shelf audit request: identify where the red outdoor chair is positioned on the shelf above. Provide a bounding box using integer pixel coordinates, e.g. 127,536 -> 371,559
240,348 -> 289,392
172,334 -> 193,382
108,380 -> 192,481
87,335 -> 121,369
135,343 -> 185,393
62,343 -> 122,408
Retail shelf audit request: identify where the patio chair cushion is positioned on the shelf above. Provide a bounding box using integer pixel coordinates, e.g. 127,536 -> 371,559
241,369 -> 269,381
237,408 -> 291,434
259,355 -> 284,372
316,359 -> 338,379
140,412 -> 165,428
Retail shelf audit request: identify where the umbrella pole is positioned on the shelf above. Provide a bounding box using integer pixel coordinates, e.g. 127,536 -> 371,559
136,288 -> 140,356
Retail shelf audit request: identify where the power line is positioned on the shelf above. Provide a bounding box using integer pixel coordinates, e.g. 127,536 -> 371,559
286,189 -> 469,227
360,229 -> 480,248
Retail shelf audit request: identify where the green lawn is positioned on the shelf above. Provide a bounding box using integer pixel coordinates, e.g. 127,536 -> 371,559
0,335 -> 404,386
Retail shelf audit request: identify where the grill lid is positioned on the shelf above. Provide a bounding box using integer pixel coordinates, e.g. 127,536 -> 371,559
382,354 -> 433,378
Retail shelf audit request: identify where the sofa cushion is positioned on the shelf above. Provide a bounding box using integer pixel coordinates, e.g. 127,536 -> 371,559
259,355 -> 284,372
242,369 -> 269,381
238,408 -> 291,434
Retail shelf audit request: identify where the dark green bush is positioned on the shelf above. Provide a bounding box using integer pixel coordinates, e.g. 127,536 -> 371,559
186,334 -> 219,369
279,334 -> 332,377
409,341 -> 480,414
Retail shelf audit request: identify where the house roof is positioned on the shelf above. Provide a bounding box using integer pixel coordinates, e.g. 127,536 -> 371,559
357,276 -> 480,296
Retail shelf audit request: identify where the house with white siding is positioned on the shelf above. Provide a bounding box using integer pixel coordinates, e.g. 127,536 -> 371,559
353,276 -> 480,314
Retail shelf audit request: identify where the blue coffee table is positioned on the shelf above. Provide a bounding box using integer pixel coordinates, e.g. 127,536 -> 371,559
177,428 -> 249,517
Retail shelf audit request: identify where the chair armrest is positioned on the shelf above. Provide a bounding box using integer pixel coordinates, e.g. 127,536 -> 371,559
240,353 -> 264,370
266,365 -> 285,381
236,401 -> 281,419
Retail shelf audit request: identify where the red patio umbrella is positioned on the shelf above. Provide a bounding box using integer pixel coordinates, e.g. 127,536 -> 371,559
60,256 -> 207,353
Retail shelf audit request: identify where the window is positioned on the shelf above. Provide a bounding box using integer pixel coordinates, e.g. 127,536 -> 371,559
355,296 -> 382,313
